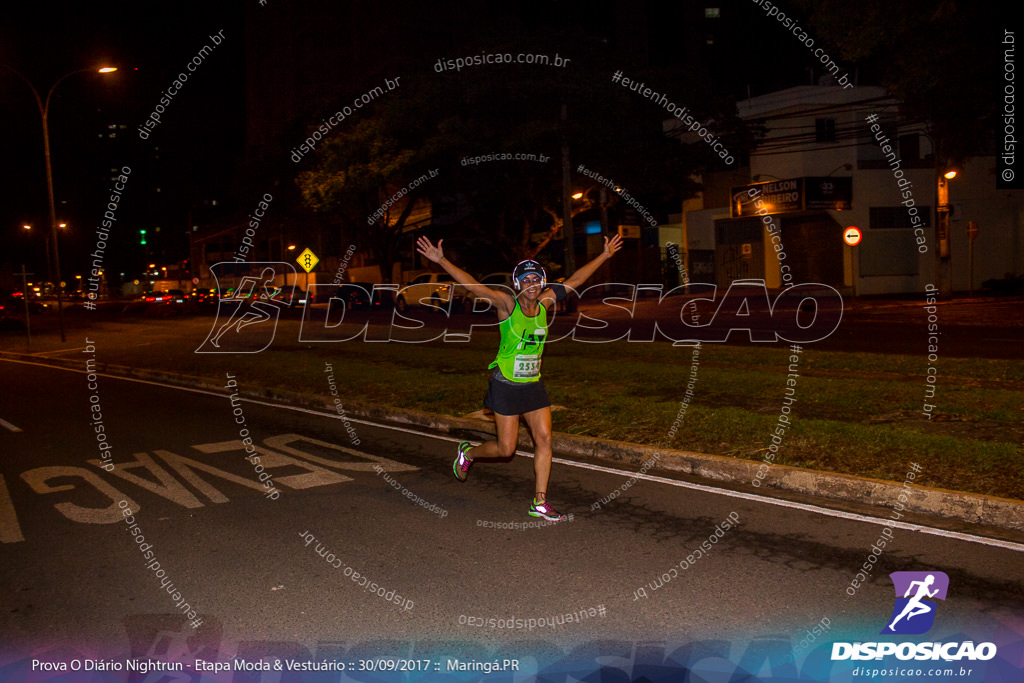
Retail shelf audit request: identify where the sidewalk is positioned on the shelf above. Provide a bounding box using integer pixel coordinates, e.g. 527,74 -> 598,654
2,309 -> 1022,535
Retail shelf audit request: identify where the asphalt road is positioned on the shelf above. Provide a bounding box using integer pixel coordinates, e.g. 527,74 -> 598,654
5,290 -> 1022,359
2,359 -> 1022,672
301,292 -> 1024,358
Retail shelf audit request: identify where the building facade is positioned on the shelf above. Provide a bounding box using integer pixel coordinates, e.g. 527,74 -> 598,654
679,85 -> 1023,295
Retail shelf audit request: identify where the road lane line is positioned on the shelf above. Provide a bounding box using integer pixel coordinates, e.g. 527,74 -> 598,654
32,347 -> 88,355
0,417 -> 22,432
537,458 -> 1024,553
5,357 -> 1023,552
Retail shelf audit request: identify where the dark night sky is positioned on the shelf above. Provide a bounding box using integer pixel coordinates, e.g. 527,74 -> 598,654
1,1 -> 246,282
0,0 -> 885,284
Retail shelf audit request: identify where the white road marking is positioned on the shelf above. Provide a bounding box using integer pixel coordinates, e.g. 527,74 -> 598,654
4,357 -> 1023,552
0,418 -> 22,432
0,474 -> 25,544
32,347 -> 88,356
543,458 -> 1024,553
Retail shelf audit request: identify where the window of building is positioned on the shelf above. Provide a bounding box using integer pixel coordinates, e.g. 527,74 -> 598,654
859,125 -> 933,169
870,206 -> 931,229
898,134 -> 920,162
815,118 -> 837,143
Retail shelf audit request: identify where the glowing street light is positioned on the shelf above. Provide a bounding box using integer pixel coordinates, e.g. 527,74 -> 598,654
1,64 -> 118,341
936,167 -> 959,294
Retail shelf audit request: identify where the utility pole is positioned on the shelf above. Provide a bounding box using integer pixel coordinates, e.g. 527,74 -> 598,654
561,103 -> 576,275
936,171 -> 953,298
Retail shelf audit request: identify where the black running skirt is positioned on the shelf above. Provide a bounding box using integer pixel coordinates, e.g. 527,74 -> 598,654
483,367 -> 551,416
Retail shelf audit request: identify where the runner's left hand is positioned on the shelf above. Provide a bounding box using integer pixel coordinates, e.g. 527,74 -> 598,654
603,234 -> 624,258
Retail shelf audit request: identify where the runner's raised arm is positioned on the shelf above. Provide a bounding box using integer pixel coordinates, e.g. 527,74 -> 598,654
416,236 -> 515,315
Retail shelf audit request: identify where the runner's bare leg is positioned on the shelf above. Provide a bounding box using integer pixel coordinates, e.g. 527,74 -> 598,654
466,413 -> 520,460
521,406 -> 553,500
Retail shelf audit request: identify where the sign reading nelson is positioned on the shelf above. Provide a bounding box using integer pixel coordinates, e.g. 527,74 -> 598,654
732,176 -> 852,218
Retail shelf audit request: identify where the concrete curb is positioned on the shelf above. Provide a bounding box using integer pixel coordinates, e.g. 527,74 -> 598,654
5,350 -> 1022,532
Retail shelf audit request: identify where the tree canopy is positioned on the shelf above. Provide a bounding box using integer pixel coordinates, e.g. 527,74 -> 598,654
295,28 -> 741,279
795,0 -> 999,167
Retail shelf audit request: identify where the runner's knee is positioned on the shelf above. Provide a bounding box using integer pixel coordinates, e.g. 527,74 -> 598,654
533,431 -> 552,450
497,438 -> 518,458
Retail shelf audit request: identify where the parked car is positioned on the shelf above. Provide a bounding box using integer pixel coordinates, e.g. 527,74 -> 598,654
139,289 -> 186,304
461,272 -> 514,314
394,272 -> 457,313
339,282 -> 392,309
140,290 -> 171,303
270,287 -> 306,308
190,288 -> 220,306
4,293 -> 50,314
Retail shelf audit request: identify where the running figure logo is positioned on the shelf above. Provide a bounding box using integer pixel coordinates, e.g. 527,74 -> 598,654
196,262 -> 296,354
881,571 -> 949,635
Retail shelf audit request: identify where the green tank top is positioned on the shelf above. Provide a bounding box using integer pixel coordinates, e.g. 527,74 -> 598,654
488,299 -> 548,383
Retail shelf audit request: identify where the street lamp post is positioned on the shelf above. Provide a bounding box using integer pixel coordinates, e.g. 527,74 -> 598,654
936,169 -> 956,298
2,64 -> 117,342
560,103 -> 576,276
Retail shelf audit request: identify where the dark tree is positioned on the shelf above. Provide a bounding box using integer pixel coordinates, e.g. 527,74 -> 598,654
296,25 -> 737,279
795,0 -> 1000,166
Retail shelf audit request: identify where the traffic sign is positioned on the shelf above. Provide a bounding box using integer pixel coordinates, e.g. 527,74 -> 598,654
843,226 -> 862,246
296,248 -> 319,272
618,224 -> 641,239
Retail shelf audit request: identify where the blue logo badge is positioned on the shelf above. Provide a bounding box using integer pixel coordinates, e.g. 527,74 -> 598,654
881,571 -> 949,635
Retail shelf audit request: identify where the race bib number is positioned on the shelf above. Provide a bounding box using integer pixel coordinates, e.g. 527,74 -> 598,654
513,354 -> 540,379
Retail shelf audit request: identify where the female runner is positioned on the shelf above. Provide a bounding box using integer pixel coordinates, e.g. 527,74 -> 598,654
415,234 -> 623,520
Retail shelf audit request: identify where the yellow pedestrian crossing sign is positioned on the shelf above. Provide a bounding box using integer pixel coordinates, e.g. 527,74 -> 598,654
296,248 -> 319,272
